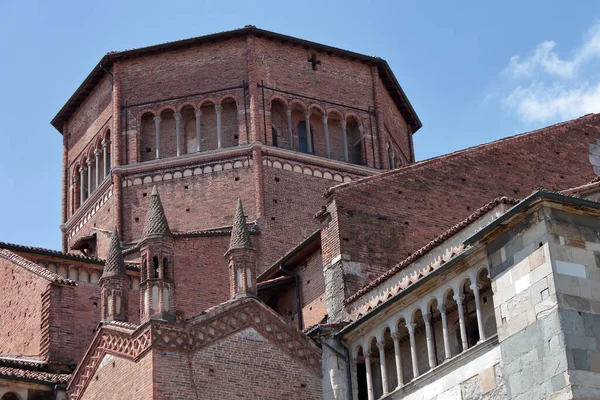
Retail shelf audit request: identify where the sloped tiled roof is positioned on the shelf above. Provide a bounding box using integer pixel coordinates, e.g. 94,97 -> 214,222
142,186 -> 172,239
0,248 -> 76,286
0,241 -> 103,264
0,365 -> 71,384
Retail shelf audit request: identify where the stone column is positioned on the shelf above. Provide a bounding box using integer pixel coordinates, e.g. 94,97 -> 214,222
285,107 -> 293,150
364,352 -> 375,400
440,304 -> 452,360
358,124 -> 365,164
86,159 -> 92,198
102,139 -> 109,177
376,341 -> 389,395
216,105 -> 223,149
341,120 -> 349,162
322,115 -> 330,158
304,111 -> 312,153
153,116 -> 161,159
423,313 -> 437,369
454,294 -> 469,351
174,112 -> 182,157
79,166 -> 85,205
406,323 -> 419,379
195,108 -> 202,152
391,332 -> 404,388
471,283 -> 486,342
94,149 -> 101,188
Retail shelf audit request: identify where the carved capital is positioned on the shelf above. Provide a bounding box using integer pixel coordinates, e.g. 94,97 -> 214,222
358,124 -> 364,133
94,148 -> 101,157
194,108 -> 202,117
102,138 -> 110,147
406,322 -> 416,334
321,115 -> 328,124
153,116 -> 161,122
376,341 -> 385,350
391,332 -> 401,341
340,120 -> 347,129
215,105 -> 222,113
439,303 -> 448,314
174,112 -> 182,121
454,294 -> 465,304
285,107 -> 292,116
423,313 -> 432,324
470,283 -> 482,293
303,110 -> 311,119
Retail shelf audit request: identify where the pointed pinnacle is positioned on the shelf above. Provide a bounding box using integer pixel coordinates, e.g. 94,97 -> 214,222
228,199 -> 254,252
102,228 -> 127,279
143,186 -> 172,239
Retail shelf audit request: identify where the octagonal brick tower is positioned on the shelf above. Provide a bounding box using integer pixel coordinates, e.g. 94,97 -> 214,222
52,26 -> 421,277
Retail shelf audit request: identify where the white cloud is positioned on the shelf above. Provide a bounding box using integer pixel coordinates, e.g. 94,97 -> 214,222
504,81 -> 600,123
499,20 -> 600,123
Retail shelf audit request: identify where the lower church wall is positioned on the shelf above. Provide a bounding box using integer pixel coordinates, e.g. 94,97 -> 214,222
153,327 -> 322,399
81,352 -> 153,400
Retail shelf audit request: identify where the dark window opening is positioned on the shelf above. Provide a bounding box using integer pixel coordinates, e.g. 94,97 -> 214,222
162,257 -> 169,279
272,127 -> 278,147
297,121 -> 314,154
357,363 -> 367,400
153,257 -> 160,278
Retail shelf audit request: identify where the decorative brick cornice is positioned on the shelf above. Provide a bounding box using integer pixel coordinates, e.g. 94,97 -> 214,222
68,297 -> 321,400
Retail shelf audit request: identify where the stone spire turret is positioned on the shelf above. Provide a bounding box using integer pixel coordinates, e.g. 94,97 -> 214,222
139,186 -> 175,322
143,185 -> 172,239
228,199 -> 255,252
225,200 -> 258,298
99,229 -> 130,322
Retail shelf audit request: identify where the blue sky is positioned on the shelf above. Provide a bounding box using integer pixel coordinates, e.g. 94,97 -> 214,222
0,0 -> 599,250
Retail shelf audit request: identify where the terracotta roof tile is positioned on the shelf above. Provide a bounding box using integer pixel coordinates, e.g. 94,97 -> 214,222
0,249 -> 76,286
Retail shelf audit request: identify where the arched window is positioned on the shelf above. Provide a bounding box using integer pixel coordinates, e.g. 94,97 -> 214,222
2,393 -> 21,400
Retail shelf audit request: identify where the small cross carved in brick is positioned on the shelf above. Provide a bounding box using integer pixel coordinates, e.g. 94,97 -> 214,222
308,53 -> 321,70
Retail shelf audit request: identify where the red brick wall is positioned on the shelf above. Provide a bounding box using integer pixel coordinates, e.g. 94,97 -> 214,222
0,258 -> 47,359
271,249 -> 326,329
153,328 -> 322,400
67,75 -> 112,165
172,236 -> 231,318
375,76 -> 412,165
331,114 -> 600,297
119,38 -> 248,105
121,164 -> 256,243
81,353 -> 153,400
259,161 -> 353,271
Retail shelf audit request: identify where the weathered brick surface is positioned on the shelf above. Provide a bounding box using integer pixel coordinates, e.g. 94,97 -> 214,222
153,328 -> 322,400
0,258 -> 48,359
326,114 -> 600,298
121,166 -> 256,244
172,236 -> 231,317
81,353 -> 153,400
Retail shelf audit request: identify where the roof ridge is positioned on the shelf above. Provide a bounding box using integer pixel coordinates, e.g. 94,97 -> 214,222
0,241 -> 103,264
0,249 -> 76,286
327,113 -> 599,197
